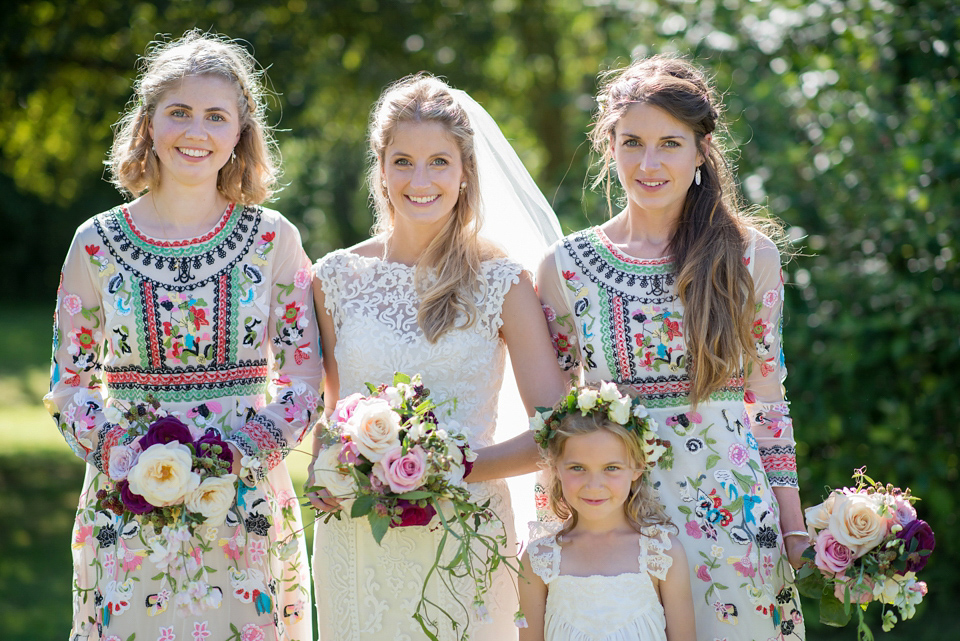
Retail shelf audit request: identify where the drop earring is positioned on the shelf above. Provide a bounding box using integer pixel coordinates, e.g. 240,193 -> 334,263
695,167 -> 702,186
459,181 -> 467,193
230,148 -> 237,162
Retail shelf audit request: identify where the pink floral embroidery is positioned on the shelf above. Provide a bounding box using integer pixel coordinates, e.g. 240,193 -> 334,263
294,267 -> 312,290
240,623 -> 266,641
63,294 -> 83,315
247,538 -> 267,564
762,289 -> 780,307
696,564 -> 712,582
158,627 -> 176,641
192,622 -> 211,640
685,520 -> 703,539
728,443 -> 750,467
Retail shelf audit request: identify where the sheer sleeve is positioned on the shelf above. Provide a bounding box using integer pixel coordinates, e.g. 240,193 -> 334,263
228,213 -> 323,483
744,231 -> 798,489
43,219 -> 118,471
536,243 -> 582,378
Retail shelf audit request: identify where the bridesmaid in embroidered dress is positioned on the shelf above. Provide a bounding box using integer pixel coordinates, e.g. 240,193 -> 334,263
45,30 -> 321,641
535,54 -> 809,640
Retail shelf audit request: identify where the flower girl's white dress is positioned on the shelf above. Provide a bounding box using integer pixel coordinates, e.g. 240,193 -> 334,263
527,522 -> 674,641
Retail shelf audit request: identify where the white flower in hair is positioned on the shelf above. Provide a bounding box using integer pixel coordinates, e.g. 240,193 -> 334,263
608,396 -> 632,424
632,403 -> 650,419
577,388 -> 599,412
598,380 -> 620,403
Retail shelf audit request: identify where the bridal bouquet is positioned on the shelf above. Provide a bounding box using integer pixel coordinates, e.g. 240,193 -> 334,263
310,372 -> 518,641
796,468 -> 934,640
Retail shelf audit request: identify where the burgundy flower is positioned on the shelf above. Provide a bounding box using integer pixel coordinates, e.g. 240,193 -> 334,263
897,519 -> 935,572
117,480 -> 154,514
140,416 -> 193,449
460,445 -> 474,480
390,499 -> 436,528
195,431 -> 234,466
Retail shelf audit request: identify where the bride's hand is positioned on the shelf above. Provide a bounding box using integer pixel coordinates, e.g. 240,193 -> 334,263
304,470 -> 342,512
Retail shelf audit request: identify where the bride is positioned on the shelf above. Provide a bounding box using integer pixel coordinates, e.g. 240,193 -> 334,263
306,74 -> 567,640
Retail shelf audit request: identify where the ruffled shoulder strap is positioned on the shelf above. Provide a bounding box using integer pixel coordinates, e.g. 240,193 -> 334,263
638,525 -> 674,581
526,520 -> 564,584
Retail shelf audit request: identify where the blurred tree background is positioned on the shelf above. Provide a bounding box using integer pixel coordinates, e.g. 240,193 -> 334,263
1,0 -> 957,639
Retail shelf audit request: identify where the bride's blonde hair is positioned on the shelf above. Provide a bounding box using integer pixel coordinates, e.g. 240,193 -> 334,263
368,73 -> 500,342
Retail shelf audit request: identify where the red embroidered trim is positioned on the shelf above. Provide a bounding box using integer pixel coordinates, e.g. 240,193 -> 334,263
142,280 -> 162,368
612,295 -> 632,376
121,203 -> 236,248
631,376 -> 744,396
760,453 -> 797,472
595,228 -> 674,266
100,424 -> 129,473
216,272 -> 229,364
105,363 -> 268,388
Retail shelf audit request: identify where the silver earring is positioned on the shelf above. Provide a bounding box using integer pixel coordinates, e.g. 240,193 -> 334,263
230,149 -> 237,163
151,141 -> 157,156
459,181 -> 467,193
695,167 -> 702,186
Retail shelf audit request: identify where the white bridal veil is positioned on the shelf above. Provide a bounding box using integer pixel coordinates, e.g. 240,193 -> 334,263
451,89 -> 563,542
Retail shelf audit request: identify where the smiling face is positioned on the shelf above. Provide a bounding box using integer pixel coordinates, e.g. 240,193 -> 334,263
556,429 -> 643,528
381,120 -> 465,236
148,74 -> 242,191
612,102 -> 706,222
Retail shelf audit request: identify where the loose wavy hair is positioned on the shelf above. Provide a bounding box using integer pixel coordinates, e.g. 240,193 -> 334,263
543,384 -> 673,537
368,73 -> 499,342
590,54 -> 782,405
108,29 -> 279,204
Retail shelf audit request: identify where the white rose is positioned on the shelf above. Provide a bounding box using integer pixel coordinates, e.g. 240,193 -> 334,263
342,398 -> 401,462
104,406 -> 125,424
185,474 -> 238,527
529,412 -> 546,432
312,446 -> 358,499
108,444 -> 140,481
577,388 -> 599,412
805,492 -> 838,532
127,442 -> 200,507
384,386 -> 403,407
632,403 -> 650,419
829,492 -> 887,558
598,381 -> 620,403
607,396 -> 632,425
444,446 -> 467,486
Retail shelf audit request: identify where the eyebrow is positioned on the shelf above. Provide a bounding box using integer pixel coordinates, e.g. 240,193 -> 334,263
618,132 -> 688,141
163,103 -> 231,113
388,150 -> 454,158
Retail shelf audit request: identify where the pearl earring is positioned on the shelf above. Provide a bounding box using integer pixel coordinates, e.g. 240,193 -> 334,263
459,181 -> 467,193
695,167 -> 702,186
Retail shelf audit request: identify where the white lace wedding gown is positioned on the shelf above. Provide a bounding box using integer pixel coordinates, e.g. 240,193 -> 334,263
311,250 -> 522,641
527,523 -> 674,641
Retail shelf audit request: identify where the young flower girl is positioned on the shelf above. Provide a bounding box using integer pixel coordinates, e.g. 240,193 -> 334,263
518,383 -> 696,641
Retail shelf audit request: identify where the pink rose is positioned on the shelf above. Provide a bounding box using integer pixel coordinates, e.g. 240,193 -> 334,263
374,446 -> 428,494
891,496 -> 917,528
833,574 -> 874,605
333,393 -> 365,424
294,267 -> 312,290
814,530 -> 854,574
107,444 -> 140,481
338,440 -> 361,465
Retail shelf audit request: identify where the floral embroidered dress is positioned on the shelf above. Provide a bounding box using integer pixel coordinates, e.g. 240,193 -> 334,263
527,522 -> 673,641
45,204 -> 322,641
537,227 -> 805,641
312,250 -> 522,641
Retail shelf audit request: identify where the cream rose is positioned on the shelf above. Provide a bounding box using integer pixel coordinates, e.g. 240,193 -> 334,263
313,445 -> 358,499
805,492 -> 839,532
185,474 -> 237,527
127,442 -> 200,507
577,388 -> 599,412
598,381 -> 620,403
343,398 -> 402,462
829,492 -> 887,557
607,396 -> 632,425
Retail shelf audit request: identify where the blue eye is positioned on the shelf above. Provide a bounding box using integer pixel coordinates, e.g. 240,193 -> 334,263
664,140 -> 680,148
209,113 -> 226,122
170,109 -> 187,118
623,139 -> 640,147
394,158 -> 411,166
431,157 -> 448,166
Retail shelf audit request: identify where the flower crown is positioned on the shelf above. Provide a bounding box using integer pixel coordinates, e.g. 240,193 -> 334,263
531,382 -> 669,468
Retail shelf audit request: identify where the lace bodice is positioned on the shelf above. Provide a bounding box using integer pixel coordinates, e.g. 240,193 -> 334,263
527,522 -> 672,641
316,250 -> 522,448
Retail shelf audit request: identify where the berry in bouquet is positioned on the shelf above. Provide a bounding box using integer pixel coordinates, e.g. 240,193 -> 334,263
796,468 -> 934,640
309,372 -> 521,641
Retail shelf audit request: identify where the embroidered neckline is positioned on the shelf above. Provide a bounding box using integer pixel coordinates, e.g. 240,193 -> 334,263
120,203 -> 236,248
593,227 -> 675,268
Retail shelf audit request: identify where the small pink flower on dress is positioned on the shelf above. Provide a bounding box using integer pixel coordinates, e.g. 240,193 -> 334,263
63,294 -> 83,315
541,303 -> 556,322
247,538 -> 267,564
762,289 -> 780,307
240,623 -> 266,641
685,520 -> 703,539
192,621 -> 211,640
728,443 -> 750,467
696,564 -> 713,582
294,267 -> 312,290
158,627 -> 176,641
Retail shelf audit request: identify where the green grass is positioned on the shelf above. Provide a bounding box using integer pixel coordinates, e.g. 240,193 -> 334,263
0,303 -> 947,641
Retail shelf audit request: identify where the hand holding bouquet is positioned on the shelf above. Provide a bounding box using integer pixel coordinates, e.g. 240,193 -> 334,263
796,468 -> 934,639
309,372 -> 518,641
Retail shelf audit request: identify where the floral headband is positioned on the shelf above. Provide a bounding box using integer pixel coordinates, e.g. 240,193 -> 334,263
531,381 -> 670,468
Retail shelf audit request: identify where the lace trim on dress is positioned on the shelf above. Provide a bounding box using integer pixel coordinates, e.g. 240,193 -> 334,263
527,520 -> 564,584
639,525 -> 673,581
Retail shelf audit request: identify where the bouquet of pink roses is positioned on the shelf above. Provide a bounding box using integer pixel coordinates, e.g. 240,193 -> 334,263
310,372 -> 520,641
796,468 -> 934,640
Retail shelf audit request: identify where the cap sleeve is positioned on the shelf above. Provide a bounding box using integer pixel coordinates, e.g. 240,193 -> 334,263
639,525 -> 674,581
526,520 -> 564,584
